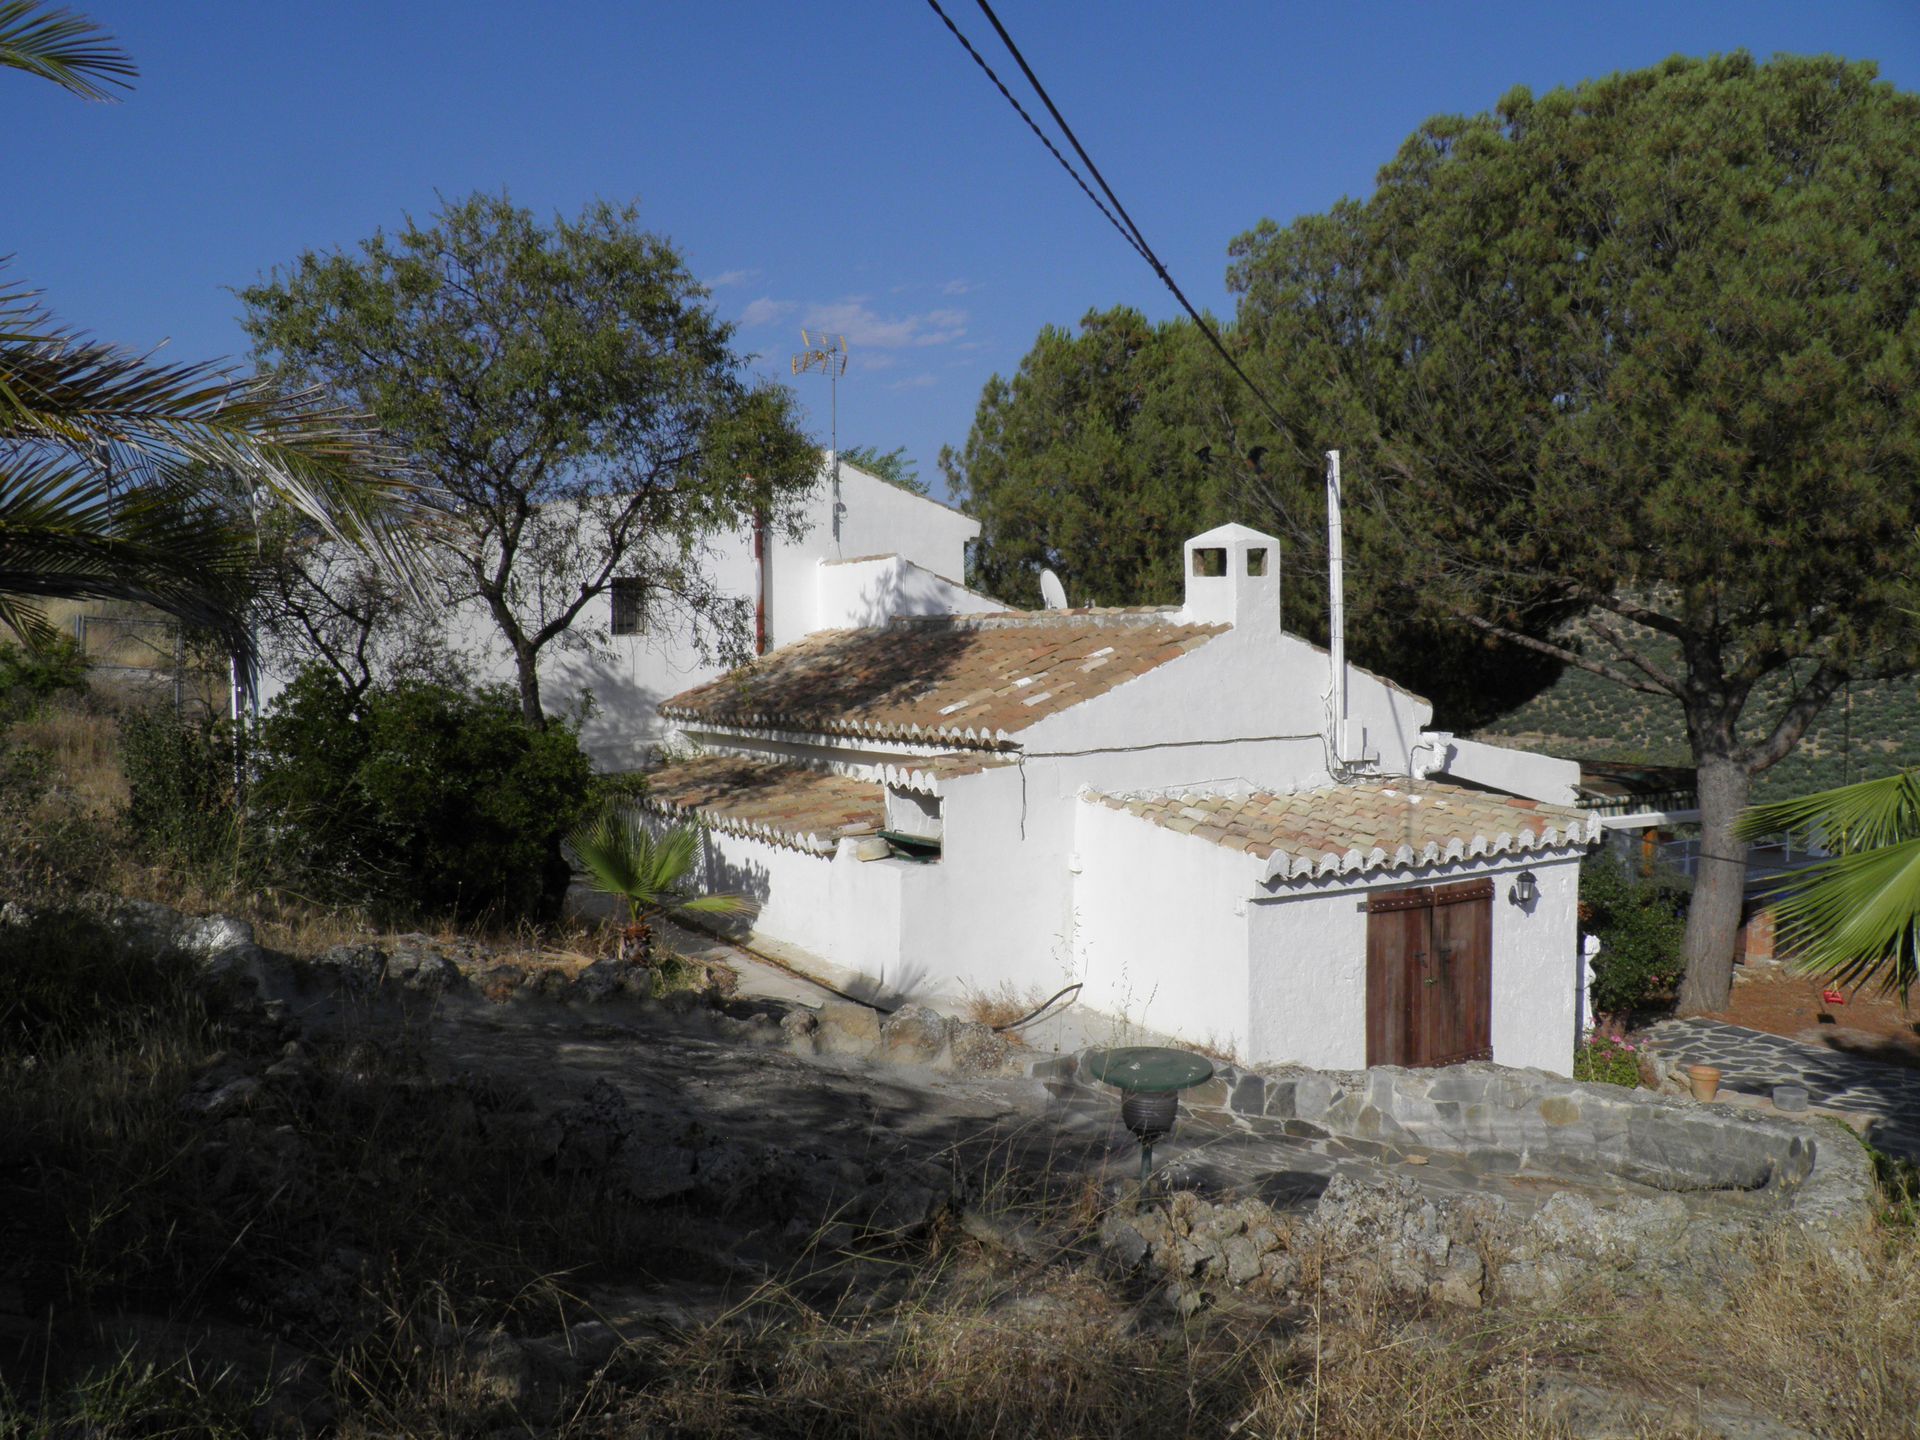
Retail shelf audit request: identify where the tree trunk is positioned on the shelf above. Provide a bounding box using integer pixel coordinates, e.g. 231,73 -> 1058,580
514,644 -> 547,729
1676,749 -> 1751,1014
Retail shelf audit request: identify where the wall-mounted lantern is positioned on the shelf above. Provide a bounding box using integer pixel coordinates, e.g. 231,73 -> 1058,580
1508,870 -> 1539,908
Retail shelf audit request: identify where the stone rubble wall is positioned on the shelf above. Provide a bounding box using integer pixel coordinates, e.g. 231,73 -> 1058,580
1046,1048 -> 1876,1313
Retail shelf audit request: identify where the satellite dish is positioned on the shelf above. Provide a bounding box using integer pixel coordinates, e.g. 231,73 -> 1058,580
1039,569 -> 1069,610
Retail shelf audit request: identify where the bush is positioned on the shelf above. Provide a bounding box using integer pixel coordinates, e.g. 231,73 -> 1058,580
119,705 -> 245,871
1580,851 -> 1689,1016
1572,1033 -> 1642,1087
0,634 -> 89,722
0,739 -> 114,900
253,668 -> 593,924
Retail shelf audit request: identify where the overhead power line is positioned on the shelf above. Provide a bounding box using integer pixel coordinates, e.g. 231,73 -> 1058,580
926,0 -> 1299,447
922,0 -> 1148,267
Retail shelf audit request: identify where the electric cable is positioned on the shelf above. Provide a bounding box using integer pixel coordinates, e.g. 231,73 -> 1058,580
927,0 -> 1300,448
922,0 -> 1150,267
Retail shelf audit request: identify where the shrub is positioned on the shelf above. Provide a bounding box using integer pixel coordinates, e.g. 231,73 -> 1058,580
0,738 -> 114,900
0,634 -> 89,721
1580,850 -> 1689,1016
252,668 -> 593,923
1572,1033 -> 1642,1087
119,704 -> 246,871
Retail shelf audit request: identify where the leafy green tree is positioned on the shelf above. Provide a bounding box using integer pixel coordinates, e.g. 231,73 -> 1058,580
941,305 -> 1556,723
241,193 -> 819,727
940,307 -> 1236,608
841,444 -> 927,496
1739,771 -> 1920,1001
563,812 -> 750,963
1229,53 -> 1920,1012
0,4 -> 420,659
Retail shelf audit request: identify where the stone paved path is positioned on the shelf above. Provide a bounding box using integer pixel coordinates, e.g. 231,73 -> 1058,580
1641,1017 -> 1920,1161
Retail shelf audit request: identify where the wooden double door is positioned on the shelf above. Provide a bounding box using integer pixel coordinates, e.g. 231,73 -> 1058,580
1365,879 -> 1493,1068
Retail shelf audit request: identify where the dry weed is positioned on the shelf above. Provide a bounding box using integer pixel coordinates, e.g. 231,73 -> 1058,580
8,704 -> 127,814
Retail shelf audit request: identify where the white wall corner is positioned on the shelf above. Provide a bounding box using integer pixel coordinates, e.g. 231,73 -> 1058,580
1437,735 -> 1580,806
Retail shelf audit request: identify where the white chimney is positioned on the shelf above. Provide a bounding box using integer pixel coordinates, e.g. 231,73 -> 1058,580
1179,522 -> 1281,635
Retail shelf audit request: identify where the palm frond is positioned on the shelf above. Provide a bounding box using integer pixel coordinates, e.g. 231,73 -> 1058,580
0,0 -> 135,102
562,810 -> 750,925
0,275 -> 438,600
1764,840 -> 1920,1001
1738,771 -> 1920,851
0,448 -> 255,657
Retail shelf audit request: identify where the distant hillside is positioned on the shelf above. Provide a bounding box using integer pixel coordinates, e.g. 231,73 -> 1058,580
1475,664 -> 1919,803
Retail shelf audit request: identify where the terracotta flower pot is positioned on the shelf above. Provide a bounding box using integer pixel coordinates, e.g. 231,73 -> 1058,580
1686,1064 -> 1722,1103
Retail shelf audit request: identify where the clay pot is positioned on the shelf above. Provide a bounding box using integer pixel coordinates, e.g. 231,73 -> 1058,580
1686,1064 -> 1722,1103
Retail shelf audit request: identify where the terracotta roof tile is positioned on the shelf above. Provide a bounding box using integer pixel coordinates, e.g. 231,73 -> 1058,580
643,755 -> 883,855
660,610 -> 1225,747
1087,779 -> 1598,880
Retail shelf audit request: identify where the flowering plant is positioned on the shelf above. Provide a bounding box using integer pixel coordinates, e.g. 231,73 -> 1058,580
1573,1033 -> 1642,1088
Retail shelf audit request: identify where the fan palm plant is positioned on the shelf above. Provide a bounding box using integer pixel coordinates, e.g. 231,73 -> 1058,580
1,3 -> 426,658
563,810 -> 752,965
1738,771 -> 1920,1002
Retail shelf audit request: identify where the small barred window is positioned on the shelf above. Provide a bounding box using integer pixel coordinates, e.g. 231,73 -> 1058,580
610,577 -> 644,636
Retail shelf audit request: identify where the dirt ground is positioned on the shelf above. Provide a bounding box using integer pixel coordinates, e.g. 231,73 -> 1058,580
1709,961 -> 1920,1070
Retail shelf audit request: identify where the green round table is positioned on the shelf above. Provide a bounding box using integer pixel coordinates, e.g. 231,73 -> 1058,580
1083,1046 -> 1215,1182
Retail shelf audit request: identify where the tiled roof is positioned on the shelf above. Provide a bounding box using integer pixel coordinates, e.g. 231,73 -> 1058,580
642,754 -> 883,855
878,751 -> 1016,794
1086,779 -> 1598,880
660,610 -> 1225,747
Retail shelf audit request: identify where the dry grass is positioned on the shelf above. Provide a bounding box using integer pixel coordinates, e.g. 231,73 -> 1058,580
7,904 -> 1918,1438
7,703 -> 128,815
958,980 -> 1057,1039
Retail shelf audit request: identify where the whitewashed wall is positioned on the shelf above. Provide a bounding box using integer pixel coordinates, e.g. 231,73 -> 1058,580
1068,793 -> 1261,1050
1247,852 -> 1584,1074
814,554 -> 1001,632
277,457 -> 984,771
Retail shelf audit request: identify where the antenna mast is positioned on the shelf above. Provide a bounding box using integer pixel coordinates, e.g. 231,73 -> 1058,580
792,329 -> 850,550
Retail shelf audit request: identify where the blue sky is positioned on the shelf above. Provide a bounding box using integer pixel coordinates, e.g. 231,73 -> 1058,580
7,2 -> 1918,500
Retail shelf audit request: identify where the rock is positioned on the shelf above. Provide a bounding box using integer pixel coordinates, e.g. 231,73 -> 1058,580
1098,1213 -> 1152,1272
815,1001 -> 882,1057
185,1076 -> 260,1119
315,943 -> 388,995
571,957 -> 634,1003
554,1078 -> 632,1171
879,1003 -> 953,1065
383,941 -> 464,995
1222,1235 -> 1262,1285
1431,1249 -> 1484,1309
945,1021 -> 1012,1075
780,1008 -> 820,1053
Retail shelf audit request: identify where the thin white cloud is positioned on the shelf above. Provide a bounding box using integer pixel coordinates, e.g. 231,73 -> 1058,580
887,373 -> 939,390
709,268 -> 761,288
738,297 -> 796,328
940,278 -> 976,296
736,294 -> 970,352
858,352 -> 899,372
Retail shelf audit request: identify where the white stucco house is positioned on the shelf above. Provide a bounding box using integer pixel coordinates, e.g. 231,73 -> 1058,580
648,521 -> 1601,1074
256,454 -> 993,769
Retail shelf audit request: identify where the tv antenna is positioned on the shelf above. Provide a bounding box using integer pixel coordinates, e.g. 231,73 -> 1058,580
792,330 -> 850,548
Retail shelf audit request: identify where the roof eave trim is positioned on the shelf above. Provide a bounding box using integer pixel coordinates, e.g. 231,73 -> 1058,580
1258,815 -> 1601,884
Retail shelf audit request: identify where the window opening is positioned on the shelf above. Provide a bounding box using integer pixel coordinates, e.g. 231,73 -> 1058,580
611,577 -> 644,636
